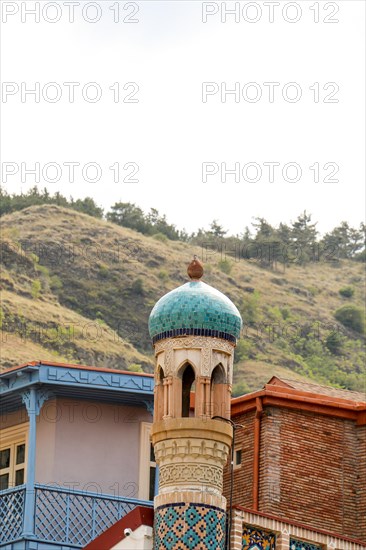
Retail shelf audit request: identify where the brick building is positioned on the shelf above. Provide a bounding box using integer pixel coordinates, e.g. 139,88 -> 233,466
224,376 -> 366,544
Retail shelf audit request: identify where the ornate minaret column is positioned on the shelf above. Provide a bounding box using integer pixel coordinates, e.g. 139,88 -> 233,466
149,259 -> 242,550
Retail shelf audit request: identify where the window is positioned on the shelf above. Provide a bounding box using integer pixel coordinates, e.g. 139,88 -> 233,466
148,442 -> 156,501
210,363 -> 226,418
0,424 -> 28,490
181,363 -> 195,417
234,447 -> 242,469
138,422 -> 157,501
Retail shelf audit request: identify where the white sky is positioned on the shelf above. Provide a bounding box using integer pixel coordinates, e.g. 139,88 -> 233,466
1,0 -> 365,236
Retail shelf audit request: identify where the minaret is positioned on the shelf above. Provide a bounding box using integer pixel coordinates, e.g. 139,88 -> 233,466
149,258 -> 242,549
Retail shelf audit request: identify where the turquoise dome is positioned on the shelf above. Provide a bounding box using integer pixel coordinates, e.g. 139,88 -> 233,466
149,281 -> 242,344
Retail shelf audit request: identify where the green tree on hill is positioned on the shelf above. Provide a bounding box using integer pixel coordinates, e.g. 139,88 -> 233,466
0,186 -> 103,218
321,222 -> 365,260
1,186 -> 364,264
209,220 -> 227,239
107,202 -> 147,233
290,211 -> 318,264
107,203 -> 181,240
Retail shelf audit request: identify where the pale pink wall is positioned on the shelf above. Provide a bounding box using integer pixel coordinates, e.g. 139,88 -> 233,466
36,402 -> 56,483
35,397 -> 152,497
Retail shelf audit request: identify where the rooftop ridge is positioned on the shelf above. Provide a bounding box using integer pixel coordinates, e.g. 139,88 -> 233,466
269,375 -> 366,402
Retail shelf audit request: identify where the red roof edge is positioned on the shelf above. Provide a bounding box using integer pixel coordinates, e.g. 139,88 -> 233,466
231,385 -> 366,413
83,505 -> 154,550
234,506 -> 366,546
267,375 -> 292,388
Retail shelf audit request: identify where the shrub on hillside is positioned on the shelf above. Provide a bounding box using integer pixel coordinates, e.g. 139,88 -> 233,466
218,259 -> 232,275
339,286 -> 354,298
325,331 -> 344,355
152,233 -> 168,243
280,306 -> 291,320
334,305 -> 365,334
131,278 -> 144,295
232,380 -> 250,397
158,269 -> 169,281
354,249 -> 366,262
50,275 -> 63,291
234,339 -> 254,363
239,291 -> 261,325
129,363 -> 143,372
31,279 -> 41,299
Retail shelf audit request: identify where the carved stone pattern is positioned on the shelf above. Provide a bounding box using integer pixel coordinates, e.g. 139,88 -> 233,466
155,336 -> 234,355
158,463 -> 223,491
154,438 -> 230,468
201,346 -> 211,376
164,347 -> 173,375
154,337 -> 234,377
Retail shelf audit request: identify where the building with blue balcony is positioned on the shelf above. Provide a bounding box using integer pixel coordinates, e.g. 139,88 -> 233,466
0,361 -> 155,550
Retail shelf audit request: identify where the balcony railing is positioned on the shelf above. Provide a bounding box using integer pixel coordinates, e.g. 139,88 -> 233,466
0,484 -> 26,543
0,484 -> 153,548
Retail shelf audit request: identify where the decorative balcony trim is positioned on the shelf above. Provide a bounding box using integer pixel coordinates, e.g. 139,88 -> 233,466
0,483 -> 153,548
0,363 -> 154,398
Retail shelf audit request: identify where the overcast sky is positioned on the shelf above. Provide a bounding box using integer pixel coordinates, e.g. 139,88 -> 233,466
1,0 -> 365,235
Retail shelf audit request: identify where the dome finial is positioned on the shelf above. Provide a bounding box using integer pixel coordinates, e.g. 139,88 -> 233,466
187,256 -> 204,281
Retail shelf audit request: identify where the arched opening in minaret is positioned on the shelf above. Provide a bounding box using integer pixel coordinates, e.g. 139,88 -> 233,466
211,364 -> 226,385
181,363 -> 195,417
210,363 -> 227,418
155,365 -> 165,421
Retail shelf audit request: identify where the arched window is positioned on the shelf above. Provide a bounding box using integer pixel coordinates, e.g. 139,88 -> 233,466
181,364 -> 195,417
210,363 -> 227,418
211,364 -> 226,385
158,366 -> 165,383
155,366 -> 165,421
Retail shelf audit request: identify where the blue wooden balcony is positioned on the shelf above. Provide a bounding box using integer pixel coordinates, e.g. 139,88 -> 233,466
0,483 -> 153,549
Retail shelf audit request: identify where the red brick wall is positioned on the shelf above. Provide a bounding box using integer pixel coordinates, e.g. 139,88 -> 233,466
223,410 -> 255,508
224,405 -> 365,541
357,425 -> 366,539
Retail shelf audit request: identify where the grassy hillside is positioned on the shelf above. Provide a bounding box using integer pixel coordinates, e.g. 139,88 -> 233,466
1,205 -> 365,394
